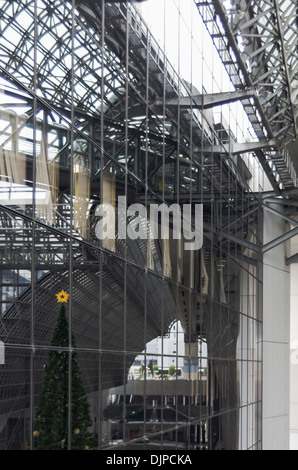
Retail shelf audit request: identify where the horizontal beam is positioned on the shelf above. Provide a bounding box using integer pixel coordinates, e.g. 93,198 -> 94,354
204,222 -> 261,252
286,253 -> 298,266
155,89 -> 256,109
263,203 -> 298,227
262,225 -> 298,254
200,139 -> 276,155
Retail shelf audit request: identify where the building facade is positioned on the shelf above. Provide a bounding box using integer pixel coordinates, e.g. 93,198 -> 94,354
0,0 -> 297,450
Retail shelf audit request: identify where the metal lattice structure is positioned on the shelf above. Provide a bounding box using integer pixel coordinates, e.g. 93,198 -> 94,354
0,0 -> 261,236
0,0 -> 280,450
196,0 -> 298,191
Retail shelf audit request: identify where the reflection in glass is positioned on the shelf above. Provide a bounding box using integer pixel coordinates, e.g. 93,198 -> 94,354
0,0 -> 262,451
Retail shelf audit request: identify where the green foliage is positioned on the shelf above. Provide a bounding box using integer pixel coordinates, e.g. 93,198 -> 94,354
168,365 -> 176,376
34,305 -> 96,450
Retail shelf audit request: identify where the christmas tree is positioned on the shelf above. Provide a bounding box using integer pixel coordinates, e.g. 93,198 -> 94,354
33,291 -> 96,450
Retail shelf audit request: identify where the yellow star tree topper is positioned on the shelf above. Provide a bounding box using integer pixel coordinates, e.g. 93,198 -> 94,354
56,290 -> 69,303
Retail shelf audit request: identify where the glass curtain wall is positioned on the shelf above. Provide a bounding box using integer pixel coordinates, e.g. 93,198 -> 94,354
0,0 -> 262,450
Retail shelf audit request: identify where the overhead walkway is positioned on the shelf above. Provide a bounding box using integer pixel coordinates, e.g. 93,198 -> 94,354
196,0 -> 298,193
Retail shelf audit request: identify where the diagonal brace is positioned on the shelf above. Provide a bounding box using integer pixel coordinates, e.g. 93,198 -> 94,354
155,88 -> 256,109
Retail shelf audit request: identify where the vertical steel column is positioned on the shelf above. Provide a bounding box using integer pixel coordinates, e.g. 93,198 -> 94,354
67,0 -> 76,450
30,0 -> 38,451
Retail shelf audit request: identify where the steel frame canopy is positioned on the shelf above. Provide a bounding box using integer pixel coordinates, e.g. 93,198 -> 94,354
0,0 -> 261,432
0,0 -> 264,283
0,0 -> 260,217
0,0 -> 261,319
196,0 -> 298,192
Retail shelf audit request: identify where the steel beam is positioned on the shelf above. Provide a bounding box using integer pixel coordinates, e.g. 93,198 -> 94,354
263,203 -> 298,227
262,225 -> 298,254
155,89 -> 256,109
273,0 -> 297,139
286,253 -> 298,266
201,140 -> 276,155
196,0 -> 298,192
204,222 -> 261,253
206,0 -> 274,139
263,197 -> 298,208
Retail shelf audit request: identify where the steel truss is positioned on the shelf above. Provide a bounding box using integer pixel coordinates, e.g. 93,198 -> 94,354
196,0 -> 298,191
0,0 -> 261,247
0,0 -> 263,434
0,0 -> 262,306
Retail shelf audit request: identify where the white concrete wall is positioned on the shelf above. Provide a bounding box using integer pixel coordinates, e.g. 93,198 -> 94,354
238,259 -> 261,449
289,234 -> 298,449
262,204 -> 290,450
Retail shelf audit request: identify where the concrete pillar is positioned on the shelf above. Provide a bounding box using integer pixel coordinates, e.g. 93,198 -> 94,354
184,341 -> 198,381
0,340 -> 4,365
289,234 -> 298,449
262,204 -> 290,450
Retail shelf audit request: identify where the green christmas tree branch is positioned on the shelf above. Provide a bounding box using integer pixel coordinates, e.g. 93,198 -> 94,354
34,304 -> 96,450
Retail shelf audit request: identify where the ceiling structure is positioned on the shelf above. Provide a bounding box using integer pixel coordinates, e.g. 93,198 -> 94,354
196,0 -> 298,193
0,0 -> 257,421
0,0 -> 263,255
0,0 -> 296,430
